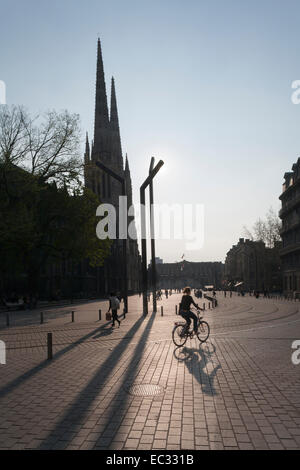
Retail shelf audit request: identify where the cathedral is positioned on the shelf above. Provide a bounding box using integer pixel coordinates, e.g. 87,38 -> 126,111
84,39 -> 141,295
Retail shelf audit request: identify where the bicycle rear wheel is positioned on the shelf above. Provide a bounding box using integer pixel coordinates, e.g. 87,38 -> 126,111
172,324 -> 188,347
196,321 -> 210,343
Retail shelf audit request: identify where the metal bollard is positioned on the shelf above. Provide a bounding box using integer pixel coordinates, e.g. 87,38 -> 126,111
41,312 -> 44,324
203,303 -> 205,310
6,313 -> 9,327
175,305 -> 178,315
71,311 -> 74,322
161,306 -> 163,316
47,333 -> 53,360
99,309 -> 101,321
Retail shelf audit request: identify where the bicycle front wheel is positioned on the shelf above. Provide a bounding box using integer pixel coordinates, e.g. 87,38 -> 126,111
172,324 -> 188,347
196,321 -> 210,343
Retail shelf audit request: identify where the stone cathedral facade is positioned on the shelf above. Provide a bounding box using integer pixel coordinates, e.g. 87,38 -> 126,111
84,39 -> 141,295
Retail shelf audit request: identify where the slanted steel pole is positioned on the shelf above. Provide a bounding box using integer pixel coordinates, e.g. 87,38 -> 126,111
140,185 -> 148,316
121,180 -> 128,314
95,161 -> 128,313
140,159 -> 164,316
149,157 -> 157,314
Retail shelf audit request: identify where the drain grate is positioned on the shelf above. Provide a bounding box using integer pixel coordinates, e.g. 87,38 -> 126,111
124,383 -> 164,396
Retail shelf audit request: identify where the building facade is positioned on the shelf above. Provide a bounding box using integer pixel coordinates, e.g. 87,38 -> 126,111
279,158 -> 300,297
153,261 -> 224,290
225,238 -> 282,292
84,39 -> 141,295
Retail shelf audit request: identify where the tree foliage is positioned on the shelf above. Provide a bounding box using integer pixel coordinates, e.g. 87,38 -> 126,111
243,207 -> 281,248
0,105 -> 82,187
0,105 -> 112,297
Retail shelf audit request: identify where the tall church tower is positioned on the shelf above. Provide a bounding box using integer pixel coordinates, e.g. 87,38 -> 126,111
84,39 -> 140,295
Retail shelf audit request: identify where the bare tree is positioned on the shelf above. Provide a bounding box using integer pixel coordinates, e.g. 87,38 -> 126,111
0,105 -> 31,164
265,207 -> 281,247
0,105 -> 82,186
243,207 -> 281,248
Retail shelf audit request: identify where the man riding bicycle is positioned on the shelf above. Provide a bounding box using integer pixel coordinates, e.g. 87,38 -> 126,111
179,286 -> 201,337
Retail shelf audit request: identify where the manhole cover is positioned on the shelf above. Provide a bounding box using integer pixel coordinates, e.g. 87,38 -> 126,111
125,383 -> 164,396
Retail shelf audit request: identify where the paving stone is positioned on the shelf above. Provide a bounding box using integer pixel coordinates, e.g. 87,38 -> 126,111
0,294 -> 299,451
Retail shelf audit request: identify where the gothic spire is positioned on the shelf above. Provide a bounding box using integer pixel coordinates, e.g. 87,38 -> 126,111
125,153 -> 129,172
84,132 -> 90,163
124,153 -> 133,208
110,76 -> 119,130
91,139 -> 94,157
93,38 -> 109,157
109,76 -> 123,173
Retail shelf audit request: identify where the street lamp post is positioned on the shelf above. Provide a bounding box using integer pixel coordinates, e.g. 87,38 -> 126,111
140,159 -> 164,316
95,161 -> 128,313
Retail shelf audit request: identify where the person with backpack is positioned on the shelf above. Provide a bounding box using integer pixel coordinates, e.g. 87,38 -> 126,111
107,292 -> 121,327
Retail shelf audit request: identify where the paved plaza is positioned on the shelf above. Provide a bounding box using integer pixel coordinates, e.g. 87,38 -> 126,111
0,293 -> 300,450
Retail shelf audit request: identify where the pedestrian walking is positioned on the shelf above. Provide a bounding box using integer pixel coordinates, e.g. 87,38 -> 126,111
107,292 -> 121,327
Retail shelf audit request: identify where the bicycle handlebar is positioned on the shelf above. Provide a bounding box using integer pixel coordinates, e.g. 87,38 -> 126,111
191,306 -> 204,312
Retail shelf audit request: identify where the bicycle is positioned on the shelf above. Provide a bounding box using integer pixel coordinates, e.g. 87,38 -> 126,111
172,306 -> 210,346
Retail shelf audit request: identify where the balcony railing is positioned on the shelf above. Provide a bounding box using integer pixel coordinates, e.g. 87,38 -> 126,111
280,218 -> 300,235
280,241 -> 300,256
279,193 -> 300,217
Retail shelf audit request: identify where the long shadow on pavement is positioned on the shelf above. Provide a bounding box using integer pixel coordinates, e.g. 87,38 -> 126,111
173,342 -> 221,396
93,311 -> 157,448
36,314 -> 151,449
0,318 -> 132,399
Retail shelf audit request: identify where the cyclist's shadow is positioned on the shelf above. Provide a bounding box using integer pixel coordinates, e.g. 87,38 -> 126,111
173,342 -> 221,396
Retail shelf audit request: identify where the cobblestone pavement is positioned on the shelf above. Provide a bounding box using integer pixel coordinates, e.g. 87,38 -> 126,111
0,293 -> 299,450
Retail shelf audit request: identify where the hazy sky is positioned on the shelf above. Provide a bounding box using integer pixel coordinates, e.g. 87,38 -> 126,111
1,0 -> 300,263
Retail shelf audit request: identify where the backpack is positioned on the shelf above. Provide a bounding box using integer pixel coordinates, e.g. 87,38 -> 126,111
110,296 -> 120,310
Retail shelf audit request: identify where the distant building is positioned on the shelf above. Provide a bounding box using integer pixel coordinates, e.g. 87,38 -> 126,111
225,238 -> 282,292
279,158 -> 300,297
148,257 -> 163,269
154,261 -> 224,289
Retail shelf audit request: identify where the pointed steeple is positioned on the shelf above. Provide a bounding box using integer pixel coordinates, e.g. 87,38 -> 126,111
124,153 -> 129,173
109,77 -> 123,173
93,38 -> 110,158
110,77 -> 119,130
124,153 -> 133,207
84,132 -> 90,163
91,139 -> 94,158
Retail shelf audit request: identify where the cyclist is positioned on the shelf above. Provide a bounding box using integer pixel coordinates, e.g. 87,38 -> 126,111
179,286 -> 200,337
